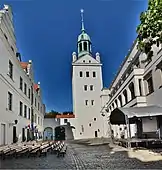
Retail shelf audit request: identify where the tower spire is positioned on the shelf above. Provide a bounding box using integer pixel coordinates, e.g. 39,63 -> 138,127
80,9 -> 85,32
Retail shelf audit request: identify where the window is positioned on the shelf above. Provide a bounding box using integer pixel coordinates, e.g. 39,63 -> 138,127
38,117 -> 40,125
86,71 -> 89,77
79,43 -> 82,52
20,77 -> 23,90
24,105 -> 27,118
8,92 -> 12,111
89,60 -> 91,63
11,46 -> 14,52
84,42 -> 87,51
28,108 -> 30,120
91,100 -> 94,105
79,71 -> 83,77
129,82 -> 135,99
19,101 -> 23,116
8,60 -> 13,79
83,60 -> 85,63
81,125 -> 84,132
38,102 -> 40,111
123,90 -> 128,104
90,85 -> 93,91
94,118 -> 96,121
28,88 -> 31,99
24,83 -> 27,95
4,33 -> 8,40
35,98 -> 37,107
85,100 -> 88,106
118,95 -> 122,107
147,76 -> 154,94
138,79 -> 142,96
35,114 -> 37,123
93,72 -> 96,77
41,106 -> 42,113
84,85 -> 87,91
64,119 -> 68,123
115,99 -> 118,107
89,123 -> 91,127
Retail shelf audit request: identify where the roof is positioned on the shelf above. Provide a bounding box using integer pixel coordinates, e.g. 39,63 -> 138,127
119,105 -> 162,118
78,32 -> 91,42
110,105 -> 162,125
34,84 -> 39,91
55,114 -> 75,118
20,62 -> 28,69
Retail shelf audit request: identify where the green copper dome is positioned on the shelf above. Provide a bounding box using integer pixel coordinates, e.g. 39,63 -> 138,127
78,32 -> 91,42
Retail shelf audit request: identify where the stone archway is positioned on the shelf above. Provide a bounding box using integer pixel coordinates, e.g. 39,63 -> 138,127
55,126 -> 65,141
43,127 -> 53,140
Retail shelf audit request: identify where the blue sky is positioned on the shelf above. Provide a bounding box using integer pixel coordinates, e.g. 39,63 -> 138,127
0,0 -> 147,112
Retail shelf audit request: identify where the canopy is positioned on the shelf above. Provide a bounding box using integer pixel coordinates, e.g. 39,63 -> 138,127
110,105 -> 162,125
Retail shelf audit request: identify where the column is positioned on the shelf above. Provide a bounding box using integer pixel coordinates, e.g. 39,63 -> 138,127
121,93 -> 125,106
127,88 -> 132,102
134,78 -> 140,96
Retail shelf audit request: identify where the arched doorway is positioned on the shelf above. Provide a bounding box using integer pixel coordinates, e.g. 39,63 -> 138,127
44,127 -> 53,140
55,126 -> 65,141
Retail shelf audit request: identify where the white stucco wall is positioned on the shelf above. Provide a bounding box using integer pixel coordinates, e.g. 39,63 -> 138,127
71,53 -> 104,139
0,5 -> 44,145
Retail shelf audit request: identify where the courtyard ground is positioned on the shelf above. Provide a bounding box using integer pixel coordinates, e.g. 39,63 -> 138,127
0,142 -> 162,169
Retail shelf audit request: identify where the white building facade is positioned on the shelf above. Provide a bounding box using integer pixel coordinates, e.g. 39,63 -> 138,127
101,36 -> 162,139
70,10 -> 105,139
0,5 -> 45,145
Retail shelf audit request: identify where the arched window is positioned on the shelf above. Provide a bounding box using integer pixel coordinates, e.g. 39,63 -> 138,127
84,42 -> 87,51
129,82 -> 135,99
112,103 -> 114,109
79,43 -> 82,52
123,89 -> 128,104
115,99 -> 118,108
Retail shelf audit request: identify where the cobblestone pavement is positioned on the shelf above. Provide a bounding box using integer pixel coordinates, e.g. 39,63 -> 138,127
1,143 -> 162,169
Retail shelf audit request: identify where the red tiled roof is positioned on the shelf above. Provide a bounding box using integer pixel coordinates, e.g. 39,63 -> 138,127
34,84 -> 39,91
20,62 -> 28,69
55,114 -> 75,118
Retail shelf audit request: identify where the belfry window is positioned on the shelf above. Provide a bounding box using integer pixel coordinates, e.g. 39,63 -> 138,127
89,43 -> 91,51
84,42 -> 87,51
79,43 -> 82,52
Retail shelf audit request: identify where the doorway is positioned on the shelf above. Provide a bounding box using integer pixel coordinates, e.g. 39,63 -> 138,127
95,131 -> 98,138
55,126 -> 65,141
13,126 -> 17,143
1,124 -> 6,145
22,128 -> 26,142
